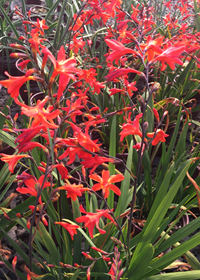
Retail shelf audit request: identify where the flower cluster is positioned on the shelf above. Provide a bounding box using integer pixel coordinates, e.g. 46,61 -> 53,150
0,0 -> 199,278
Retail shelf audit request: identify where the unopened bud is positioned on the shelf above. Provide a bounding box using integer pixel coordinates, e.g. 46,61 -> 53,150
10,53 -> 28,59
12,256 -> 17,273
27,218 -> 31,229
143,121 -> 148,132
137,95 -> 145,108
10,44 -> 27,51
41,215 -> 48,227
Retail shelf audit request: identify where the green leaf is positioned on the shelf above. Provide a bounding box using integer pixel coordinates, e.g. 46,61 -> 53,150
156,107 -> 182,188
36,274 -> 55,280
37,222 -> 59,265
108,115 -> 116,209
133,160 -> 191,257
175,118 -> 189,160
0,129 -> 16,148
144,232 -> 200,277
0,196 -> 36,239
126,243 -> 154,279
53,0 -> 67,48
154,216 -> 200,259
150,162 -> 174,216
72,199 -> 82,265
142,270 -> 200,280
0,6 -> 19,38
115,140 -> 133,217
194,0 -> 200,32
70,269 -> 81,280
142,150 -> 152,208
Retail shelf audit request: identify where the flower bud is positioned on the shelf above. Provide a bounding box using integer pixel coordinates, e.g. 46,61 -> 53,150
143,121 -> 148,132
12,256 -> 17,273
10,53 -> 28,59
9,44 -> 27,51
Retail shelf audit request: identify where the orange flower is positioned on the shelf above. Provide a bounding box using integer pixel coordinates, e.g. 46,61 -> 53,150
54,222 -> 79,240
147,129 -> 169,145
153,45 -> 185,71
15,125 -> 45,147
0,71 -> 43,98
89,170 -> 124,198
81,155 -> 115,174
16,172 -> 51,204
120,113 -> 143,142
0,154 -> 31,173
17,142 -> 48,154
42,46 -> 82,100
33,18 -> 49,35
105,39 -> 137,63
76,205 -> 115,238
56,183 -> 89,201
105,68 -> 142,82
139,35 -> 163,62
15,96 -> 60,129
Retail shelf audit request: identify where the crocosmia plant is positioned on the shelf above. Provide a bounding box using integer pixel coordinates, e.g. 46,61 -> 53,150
1,0 -> 200,279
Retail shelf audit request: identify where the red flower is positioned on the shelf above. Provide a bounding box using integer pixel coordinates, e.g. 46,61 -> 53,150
17,142 -> 48,154
76,205 -> 115,238
139,35 -> 163,62
42,46 -> 82,100
0,71 -> 42,98
105,39 -> 137,63
89,170 -> 124,198
56,183 -> 88,201
54,222 -> 79,240
15,125 -> 45,148
81,155 -> 115,174
147,129 -> 169,145
28,30 -> 46,55
12,256 -> 17,273
16,172 -> 51,204
33,18 -> 49,35
61,98 -> 84,123
153,45 -> 185,71
105,68 -> 142,82
52,163 -> 69,180
0,154 -> 31,173
120,113 -> 143,142
70,35 -> 86,54
15,96 -> 60,129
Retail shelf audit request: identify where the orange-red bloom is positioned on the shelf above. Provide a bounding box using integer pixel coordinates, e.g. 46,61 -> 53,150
15,96 -> 60,129
0,154 -> 31,173
105,68 -> 142,82
16,172 -> 51,204
81,155 -> 115,174
89,170 -> 124,198
18,142 -> 48,154
33,18 -> 49,35
139,35 -> 163,62
0,71 -> 43,98
42,46 -> 82,100
105,39 -> 137,63
54,222 -> 79,240
15,125 -> 45,147
153,45 -> 185,71
56,183 -> 89,201
76,205 -> 115,238
120,113 -> 143,142
147,129 -> 169,145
